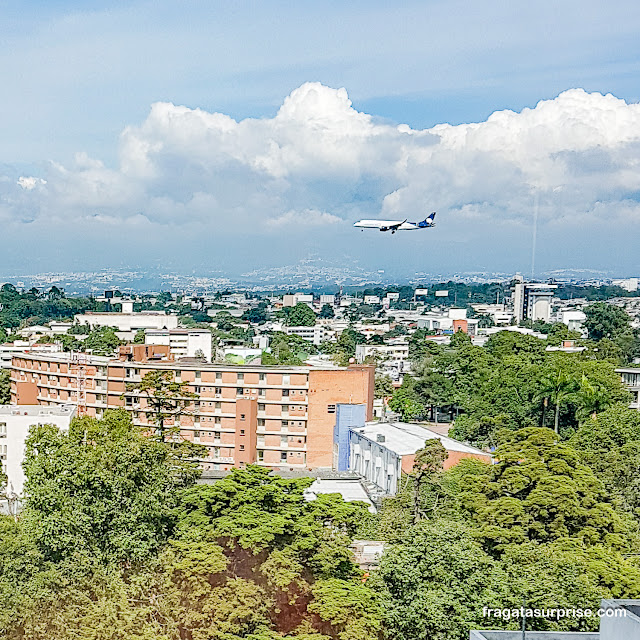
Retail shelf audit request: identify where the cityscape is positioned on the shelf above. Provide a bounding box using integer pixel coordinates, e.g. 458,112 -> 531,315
3,2 -> 640,639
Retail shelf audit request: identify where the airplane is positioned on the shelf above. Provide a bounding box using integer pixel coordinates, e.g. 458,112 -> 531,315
353,212 -> 436,234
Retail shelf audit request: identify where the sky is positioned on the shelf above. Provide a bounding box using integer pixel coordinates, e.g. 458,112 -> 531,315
3,0 -> 640,279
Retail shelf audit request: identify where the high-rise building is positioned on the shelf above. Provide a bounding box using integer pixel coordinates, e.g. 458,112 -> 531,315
512,279 -> 558,323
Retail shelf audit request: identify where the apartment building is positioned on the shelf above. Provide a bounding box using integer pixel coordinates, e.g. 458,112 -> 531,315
145,328 -> 212,361
10,347 -> 373,472
0,404 -> 76,497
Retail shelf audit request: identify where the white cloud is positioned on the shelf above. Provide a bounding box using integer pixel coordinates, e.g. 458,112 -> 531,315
17,176 -> 46,190
5,83 -> 640,242
266,209 -> 342,228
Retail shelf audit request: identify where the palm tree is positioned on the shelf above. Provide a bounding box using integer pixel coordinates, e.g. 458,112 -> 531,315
536,365 -> 577,433
576,374 -> 610,423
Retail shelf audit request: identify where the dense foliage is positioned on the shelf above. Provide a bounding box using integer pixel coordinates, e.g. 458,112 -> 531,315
0,410 -> 381,640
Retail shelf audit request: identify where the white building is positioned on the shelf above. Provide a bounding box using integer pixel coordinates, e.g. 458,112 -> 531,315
0,342 -> 63,370
559,309 -> 587,334
0,404 -> 76,498
355,341 -> 409,365
145,328 -> 212,361
512,280 -> 558,322
347,421 -> 491,496
284,325 -> 324,346
74,311 -> 179,341
364,295 -> 381,305
612,277 -> 639,292
283,293 -> 314,308
319,294 -> 336,305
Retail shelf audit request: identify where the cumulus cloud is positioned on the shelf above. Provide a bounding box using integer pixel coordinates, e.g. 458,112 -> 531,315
4,83 -> 640,245
17,176 -> 46,190
266,209 -> 342,228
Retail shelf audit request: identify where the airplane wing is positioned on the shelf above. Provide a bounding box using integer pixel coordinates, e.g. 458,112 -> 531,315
353,219 -> 406,230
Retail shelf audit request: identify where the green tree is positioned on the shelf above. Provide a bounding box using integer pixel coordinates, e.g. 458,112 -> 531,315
133,328 -> 146,343
374,375 -> 394,399
535,359 -> 578,433
20,409 -> 199,564
411,439 -> 448,524
127,370 -> 198,444
584,302 -> 631,341
285,303 -> 317,327
83,325 -> 122,355
0,370 -> 10,404
450,428 -> 634,552
319,304 -> 335,319
375,521 -> 511,640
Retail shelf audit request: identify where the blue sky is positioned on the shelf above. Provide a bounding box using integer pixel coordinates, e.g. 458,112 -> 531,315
3,1 -> 640,278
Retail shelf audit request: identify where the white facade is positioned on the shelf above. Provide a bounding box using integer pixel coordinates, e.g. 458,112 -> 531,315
319,294 -> 336,305
512,282 -> 558,322
348,421 -> 490,496
355,342 -> 409,364
612,278 -> 639,292
145,329 -> 212,361
559,309 -> 587,334
284,325 -> 324,345
74,312 -> 179,341
0,342 -> 63,370
364,295 -> 381,305
0,404 -> 76,497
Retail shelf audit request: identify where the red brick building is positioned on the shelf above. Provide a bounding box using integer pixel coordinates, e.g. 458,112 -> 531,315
10,348 -> 373,471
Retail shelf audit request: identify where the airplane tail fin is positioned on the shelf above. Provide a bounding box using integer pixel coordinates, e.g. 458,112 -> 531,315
418,212 -> 436,228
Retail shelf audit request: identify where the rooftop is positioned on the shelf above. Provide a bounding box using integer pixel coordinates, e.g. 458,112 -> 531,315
355,421 -> 490,457
304,477 -> 376,513
0,404 -> 77,417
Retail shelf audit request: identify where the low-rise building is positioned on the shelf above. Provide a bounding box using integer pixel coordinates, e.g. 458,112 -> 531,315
0,404 -> 76,498
145,328 -> 212,361
74,311 -> 179,341
0,341 -> 63,370
355,341 -> 410,366
284,325 -> 324,345
617,367 -> 640,409
333,409 -> 491,496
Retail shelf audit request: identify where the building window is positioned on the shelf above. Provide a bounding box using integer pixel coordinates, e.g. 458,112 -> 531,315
0,423 -> 6,437
282,375 -> 290,385
259,388 -> 265,397
257,450 -> 264,461
216,372 -> 222,381
194,386 -> 201,393
259,373 -> 266,382
240,429 -> 245,435
282,389 -> 289,397
258,419 -> 265,426
280,451 -> 287,462
327,404 -> 336,414
215,387 -> 222,395
258,403 -> 265,411
239,444 -> 245,451
282,421 -> 288,427
194,431 -> 200,438
240,414 -> 245,421
195,371 -> 201,380
237,373 -> 244,381
236,388 -> 244,396
215,417 -> 221,424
